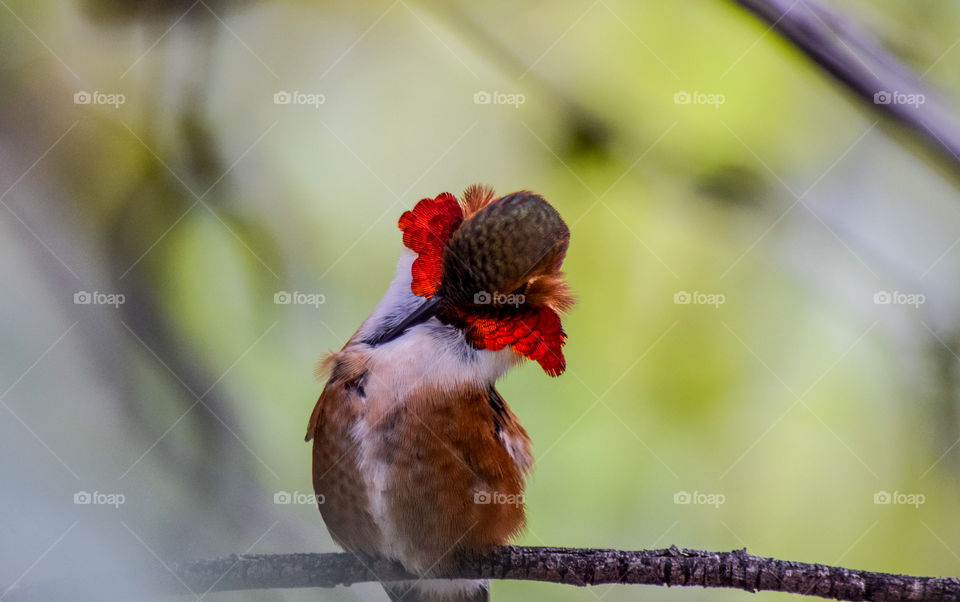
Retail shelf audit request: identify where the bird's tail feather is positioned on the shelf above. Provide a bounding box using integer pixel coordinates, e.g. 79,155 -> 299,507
383,579 -> 489,602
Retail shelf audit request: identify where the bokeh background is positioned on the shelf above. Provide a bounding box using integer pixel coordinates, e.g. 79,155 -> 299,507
2,0 -> 959,600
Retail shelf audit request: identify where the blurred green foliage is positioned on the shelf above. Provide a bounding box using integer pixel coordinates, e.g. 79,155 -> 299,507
1,1 -> 959,600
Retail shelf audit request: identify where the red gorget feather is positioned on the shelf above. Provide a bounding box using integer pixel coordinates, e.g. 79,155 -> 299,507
398,192 -> 567,376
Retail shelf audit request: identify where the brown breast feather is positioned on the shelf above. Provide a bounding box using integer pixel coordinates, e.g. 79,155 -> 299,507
308,354 -> 531,574
370,382 -> 530,573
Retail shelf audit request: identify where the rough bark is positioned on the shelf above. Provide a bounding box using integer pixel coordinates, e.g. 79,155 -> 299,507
5,546 -> 959,601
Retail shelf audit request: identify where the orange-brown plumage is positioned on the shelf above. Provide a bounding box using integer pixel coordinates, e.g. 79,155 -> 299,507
308,353 -> 531,569
307,185 -> 570,601
460,183 -> 497,218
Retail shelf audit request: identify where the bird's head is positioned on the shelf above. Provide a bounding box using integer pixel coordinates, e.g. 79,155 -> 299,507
372,185 -> 573,376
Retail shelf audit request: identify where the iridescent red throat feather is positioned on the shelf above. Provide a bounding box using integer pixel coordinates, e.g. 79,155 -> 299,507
397,189 -> 569,376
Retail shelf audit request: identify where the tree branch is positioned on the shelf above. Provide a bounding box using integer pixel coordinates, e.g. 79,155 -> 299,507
731,0 -> 960,175
6,546 -> 958,601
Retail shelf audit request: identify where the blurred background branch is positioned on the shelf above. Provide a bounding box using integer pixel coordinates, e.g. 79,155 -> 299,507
732,0 -> 960,176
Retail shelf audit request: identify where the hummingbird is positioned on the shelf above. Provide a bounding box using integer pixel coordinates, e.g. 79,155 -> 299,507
306,185 -> 573,601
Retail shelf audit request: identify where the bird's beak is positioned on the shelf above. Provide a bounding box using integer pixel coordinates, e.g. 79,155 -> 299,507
366,296 -> 443,346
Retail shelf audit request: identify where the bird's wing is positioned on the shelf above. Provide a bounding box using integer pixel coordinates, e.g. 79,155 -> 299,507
309,352 -> 383,556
